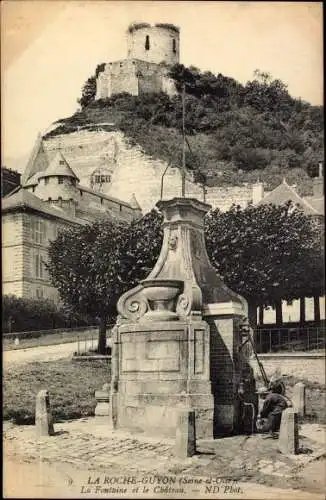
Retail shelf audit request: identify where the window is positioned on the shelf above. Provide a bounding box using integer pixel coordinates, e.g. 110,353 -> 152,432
44,178 -> 49,185
59,160 -> 65,165
58,177 -> 64,184
36,287 -> 44,299
95,175 -> 101,183
34,253 -> 43,279
32,219 -> 46,244
172,39 -> 176,53
145,35 -> 150,50
80,190 -> 83,196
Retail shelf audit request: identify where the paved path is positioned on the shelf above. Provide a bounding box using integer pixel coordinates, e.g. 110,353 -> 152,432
3,340 -> 95,368
3,419 -> 325,499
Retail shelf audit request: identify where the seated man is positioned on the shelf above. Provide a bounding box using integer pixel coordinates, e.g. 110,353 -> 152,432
257,381 -> 289,438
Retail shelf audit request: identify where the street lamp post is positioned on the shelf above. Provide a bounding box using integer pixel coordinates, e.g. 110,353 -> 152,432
181,82 -> 186,197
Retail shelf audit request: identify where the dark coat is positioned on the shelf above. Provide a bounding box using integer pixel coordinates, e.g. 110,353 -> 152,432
260,392 -> 288,418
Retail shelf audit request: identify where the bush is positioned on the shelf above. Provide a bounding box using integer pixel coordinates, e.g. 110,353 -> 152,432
2,295 -> 91,333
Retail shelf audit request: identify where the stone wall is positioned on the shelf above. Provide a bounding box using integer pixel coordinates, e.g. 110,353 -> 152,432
96,59 -> 176,99
250,353 -> 325,384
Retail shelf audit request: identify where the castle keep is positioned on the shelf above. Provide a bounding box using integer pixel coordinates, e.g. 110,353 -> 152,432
96,23 -> 179,99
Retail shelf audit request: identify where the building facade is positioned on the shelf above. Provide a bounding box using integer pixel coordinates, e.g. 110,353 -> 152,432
2,145 -> 141,304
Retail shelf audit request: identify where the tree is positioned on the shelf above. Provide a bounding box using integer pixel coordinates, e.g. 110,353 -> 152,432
47,220 -> 129,353
205,202 -> 324,327
78,76 -> 96,109
47,211 -> 163,353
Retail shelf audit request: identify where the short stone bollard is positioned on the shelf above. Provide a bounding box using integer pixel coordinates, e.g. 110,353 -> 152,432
175,409 -> 196,459
292,382 -> 305,418
278,408 -> 299,455
95,383 -> 110,418
35,390 -> 54,437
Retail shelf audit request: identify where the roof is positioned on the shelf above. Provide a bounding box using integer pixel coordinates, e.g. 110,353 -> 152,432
258,179 -> 323,216
21,134 -> 49,186
78,185 -> 133,209
38,152 -> 80,181
1,188 -> 83,224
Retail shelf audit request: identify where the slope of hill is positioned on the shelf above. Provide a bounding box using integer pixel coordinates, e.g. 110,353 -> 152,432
44,65 -> 323,195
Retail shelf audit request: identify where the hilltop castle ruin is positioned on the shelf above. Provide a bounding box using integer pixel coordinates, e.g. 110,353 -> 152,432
95,22 -> 180,99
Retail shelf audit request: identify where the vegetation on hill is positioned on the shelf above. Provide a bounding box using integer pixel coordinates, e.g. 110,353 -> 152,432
45,65 -> 323,194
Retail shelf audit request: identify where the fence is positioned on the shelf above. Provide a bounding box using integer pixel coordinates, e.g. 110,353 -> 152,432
75,325 -> 114,355
254,325 -> 326,354
3,325 -> 98,341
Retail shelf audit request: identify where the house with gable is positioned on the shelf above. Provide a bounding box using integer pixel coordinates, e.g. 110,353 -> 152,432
2,136 -> 142,303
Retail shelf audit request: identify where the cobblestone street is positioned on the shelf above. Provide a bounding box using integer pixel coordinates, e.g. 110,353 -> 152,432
4,418 -> 325,499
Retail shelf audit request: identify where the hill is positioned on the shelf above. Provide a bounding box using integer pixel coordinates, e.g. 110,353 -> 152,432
44,65 -> 324,195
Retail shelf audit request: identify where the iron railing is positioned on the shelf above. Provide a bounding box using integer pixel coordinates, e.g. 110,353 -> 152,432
254,325 -> 326,354
75,330 -> 113,356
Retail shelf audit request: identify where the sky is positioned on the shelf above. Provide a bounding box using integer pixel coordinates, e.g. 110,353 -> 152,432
1,1 -> 323,169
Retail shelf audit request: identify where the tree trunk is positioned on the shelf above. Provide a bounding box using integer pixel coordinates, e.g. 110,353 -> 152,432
313,296 -> 320,324
275,299 -> 283,326
299,297 -> 306,325
248,301 -> 257,329
258,306 -> 264,326
98,316 -> 107,354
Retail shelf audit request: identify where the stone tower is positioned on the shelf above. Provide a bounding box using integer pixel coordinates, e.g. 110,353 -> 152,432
126,22 -> 180,65
95,22 -> 179,100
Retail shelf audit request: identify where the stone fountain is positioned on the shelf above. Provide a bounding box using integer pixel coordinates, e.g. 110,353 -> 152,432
110,197 -> 256,438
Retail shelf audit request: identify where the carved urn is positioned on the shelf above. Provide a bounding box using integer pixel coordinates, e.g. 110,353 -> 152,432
140,279 -> 183,321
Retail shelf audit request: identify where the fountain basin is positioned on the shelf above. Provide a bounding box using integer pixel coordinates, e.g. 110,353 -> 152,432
140,279 -> 184,321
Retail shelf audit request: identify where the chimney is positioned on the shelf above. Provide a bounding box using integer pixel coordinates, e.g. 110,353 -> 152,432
313,161 -> 324,198
252,181 -> 264,204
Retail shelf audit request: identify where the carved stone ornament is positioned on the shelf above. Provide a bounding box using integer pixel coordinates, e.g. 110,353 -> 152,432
117,284 -> 148,321
168,234 -> 178,251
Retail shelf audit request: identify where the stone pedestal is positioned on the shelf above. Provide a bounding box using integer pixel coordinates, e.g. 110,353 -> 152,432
112,319 -> 213,438
111,198 -> 256,439
95,383 -> 110,419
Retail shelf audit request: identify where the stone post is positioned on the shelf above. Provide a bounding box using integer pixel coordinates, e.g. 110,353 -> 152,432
35,390 -> 54,437
95,383 -> 110,418
292,382 -> 305,418
175,409 -> 196,458
278,408 -> 299,455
